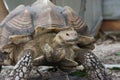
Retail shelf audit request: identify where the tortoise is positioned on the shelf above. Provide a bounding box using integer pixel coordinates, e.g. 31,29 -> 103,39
0,0 -> 111,80
3,27 -> 111,80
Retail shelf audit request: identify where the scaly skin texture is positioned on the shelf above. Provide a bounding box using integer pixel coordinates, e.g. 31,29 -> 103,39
73,48 -> 112,80
1,28 -> 111,80
6,49 -> 33,80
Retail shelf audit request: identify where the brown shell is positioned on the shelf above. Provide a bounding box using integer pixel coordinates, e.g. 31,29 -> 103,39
0,0 -> 88,34
31,0 -> 54,11
31,0 -> 66,28
62,6 -> 89,35
62,6 -> 85,29
0,5 -> 33,34
7,9 -> 32,30
0,7 -> 33,48
0,5 -> 26,26
0,0 -> 88,48
34,8 -> 66,28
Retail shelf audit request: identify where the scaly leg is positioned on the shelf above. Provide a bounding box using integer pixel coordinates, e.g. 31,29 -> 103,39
75,49 -> 112,80
83,51 -> 112,80
6,49 -> 33,80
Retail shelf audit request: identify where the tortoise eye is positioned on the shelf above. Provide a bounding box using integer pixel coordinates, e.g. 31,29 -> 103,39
66,33 -> 69,36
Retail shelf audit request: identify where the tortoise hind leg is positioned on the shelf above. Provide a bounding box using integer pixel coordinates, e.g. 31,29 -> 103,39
6,49 -> 33,80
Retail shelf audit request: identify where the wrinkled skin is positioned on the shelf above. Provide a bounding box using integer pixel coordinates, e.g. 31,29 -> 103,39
0,27 -> 112,80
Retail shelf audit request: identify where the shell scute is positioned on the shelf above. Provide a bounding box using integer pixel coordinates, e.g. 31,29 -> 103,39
31,0 -> 55,13
62,6 -> 89,35
7,9 -> 32,30
0,5 -> 26,26
0,7 -> 34,48
34,7 -> 66,28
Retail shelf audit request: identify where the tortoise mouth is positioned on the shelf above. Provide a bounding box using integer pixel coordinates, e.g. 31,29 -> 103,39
64,38 -> 78,45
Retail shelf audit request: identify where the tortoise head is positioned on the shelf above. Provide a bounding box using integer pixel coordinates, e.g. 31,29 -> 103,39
53,28 -> 78,46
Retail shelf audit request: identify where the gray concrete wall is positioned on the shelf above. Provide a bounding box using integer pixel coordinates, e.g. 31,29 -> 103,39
103,0 -> 120,20
4,0 -> 35,11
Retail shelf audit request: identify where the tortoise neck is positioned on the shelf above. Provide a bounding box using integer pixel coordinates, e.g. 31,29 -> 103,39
52,41 -> 63,48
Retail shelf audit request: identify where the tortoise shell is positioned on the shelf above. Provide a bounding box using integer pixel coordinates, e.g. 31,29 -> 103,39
0,0 -> 88,48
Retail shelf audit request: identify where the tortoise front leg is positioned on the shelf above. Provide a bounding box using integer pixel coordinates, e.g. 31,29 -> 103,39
74,49 -> 112,80
6,49 -> 33,80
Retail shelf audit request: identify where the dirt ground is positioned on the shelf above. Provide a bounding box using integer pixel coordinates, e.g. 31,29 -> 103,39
0,40 -> 120,80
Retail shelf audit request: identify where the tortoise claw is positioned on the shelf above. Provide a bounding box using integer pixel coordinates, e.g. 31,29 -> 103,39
6,49 -> 33,80
33,55 -> 45,66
